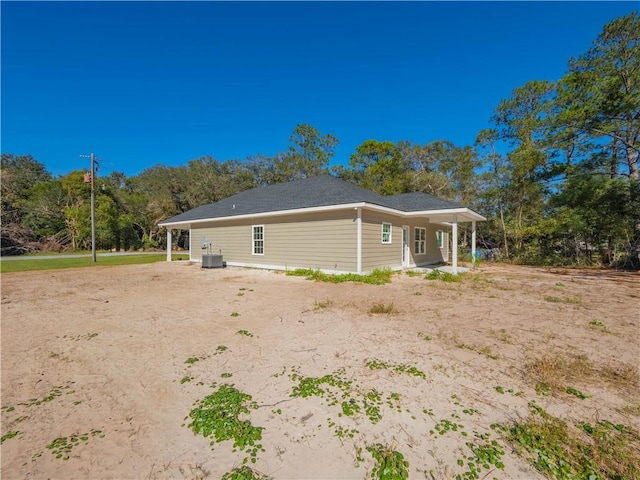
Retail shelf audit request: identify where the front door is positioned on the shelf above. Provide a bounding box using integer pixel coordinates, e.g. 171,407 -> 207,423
402,226 -> 410,267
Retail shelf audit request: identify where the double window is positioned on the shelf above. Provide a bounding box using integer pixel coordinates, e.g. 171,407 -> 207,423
252,225 -> 264,255
414,227 -> 426,255
381,222 -> 392,244
437,230 -> 444,249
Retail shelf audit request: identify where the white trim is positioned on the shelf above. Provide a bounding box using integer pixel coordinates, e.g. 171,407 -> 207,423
436,230 -> 445,249
452,214 -> 458,274
381,222 -> 392,244
402,225 -> 410,267
189,227 -> 193,261
227,261 -> 404,275
166,228 -> 172,262
414,226 -> 426,255
159,202 -> 485,228
356,208 -> 362,274
471,220 -> 477,267
252,225 -> 264,256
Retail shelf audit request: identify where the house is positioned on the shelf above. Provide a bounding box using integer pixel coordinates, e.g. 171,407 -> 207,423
159,175 -> 485,274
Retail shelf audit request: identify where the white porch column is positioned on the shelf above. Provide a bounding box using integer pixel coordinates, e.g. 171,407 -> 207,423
356,208 -> 362,274
166,228 -> 172,262
452,214 -> 458,274
471,220 -> 477,267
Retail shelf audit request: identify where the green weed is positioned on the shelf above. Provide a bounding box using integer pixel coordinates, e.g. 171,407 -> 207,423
566,386 -> 591,399
46,429 -> 105,460
456,432 -> 505,479
221,466 -> 271,480
417,332 -> 432,341
1,431 -> 19,444
367,443 -> 409,480
186,384 -> 264,464
236,330 -> 254,337
501,402 -> 640,480
365,359 -> 426,379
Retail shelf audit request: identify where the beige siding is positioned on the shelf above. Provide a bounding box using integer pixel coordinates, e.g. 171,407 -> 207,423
405,221 -> 447,266
190,210 -> 357,272
361,211 -> 403,272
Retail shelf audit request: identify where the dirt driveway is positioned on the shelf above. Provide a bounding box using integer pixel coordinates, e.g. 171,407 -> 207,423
1,262 -> 638,479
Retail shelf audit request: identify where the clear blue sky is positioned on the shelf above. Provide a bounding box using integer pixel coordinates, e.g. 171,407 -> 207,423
2,2 -> 636,178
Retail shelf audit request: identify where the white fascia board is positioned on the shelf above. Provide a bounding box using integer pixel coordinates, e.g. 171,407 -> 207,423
159,202 -> 485,228
159,202 -> 369,228
404,208 -> 486,222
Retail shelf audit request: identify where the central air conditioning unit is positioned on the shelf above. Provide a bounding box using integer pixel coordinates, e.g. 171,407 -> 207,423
202,254 -> 224,269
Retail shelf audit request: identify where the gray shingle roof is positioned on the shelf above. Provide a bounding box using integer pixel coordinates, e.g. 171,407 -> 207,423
161,175 -> 466,225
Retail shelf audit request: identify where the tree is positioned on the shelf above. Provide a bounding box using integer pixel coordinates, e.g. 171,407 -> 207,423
489,81 -> 555,257
554,12 -> 640,264
347,140 -> 409,194
285,123 -> 338,179
1,154 -> 51,225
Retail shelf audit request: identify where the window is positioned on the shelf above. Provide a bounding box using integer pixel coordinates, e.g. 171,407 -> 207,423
437,230 -> 444,249
414,227 -> 426,255
252,225 -> 264,255
381,222 -> 392,244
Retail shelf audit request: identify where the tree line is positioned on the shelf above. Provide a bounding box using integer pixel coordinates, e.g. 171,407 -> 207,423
1,13 -> 638,268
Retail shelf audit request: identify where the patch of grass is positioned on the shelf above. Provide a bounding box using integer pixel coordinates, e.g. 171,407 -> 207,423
425,270 -> 465,282
1,431 -> 20,444
417,332 -> 432,341
501,402 -> 640,480
0,254 -> 188,273
313,298 -> 334,310
186,384 -> 264,465
221,372 -> 233,378
63,332 -> 99,341
285,267 -> 394,285
496,328 -> 512,344
236,329 -> 254,337
405,270 -> 423,277
231,312 -> 240,317
525,354 -> 638,398
180,376 -> 193,384
566,386 -> 591,400
185,357 -> 200,365
365,359 -> 426,379
18,384 -> 75,407
368,302 -> 397,314
367,443 -> 409,480
478,346 -> 500,360
544,295 -> 581,305
46,429 -> 105,460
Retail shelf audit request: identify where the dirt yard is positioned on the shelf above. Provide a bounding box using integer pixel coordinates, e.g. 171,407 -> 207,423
1,262 -> 638,479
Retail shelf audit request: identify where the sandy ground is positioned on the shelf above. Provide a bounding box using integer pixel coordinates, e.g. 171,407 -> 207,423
1,262 -> 638,479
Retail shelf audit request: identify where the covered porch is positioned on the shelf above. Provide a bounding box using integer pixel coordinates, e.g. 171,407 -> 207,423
407,208 -> 485,274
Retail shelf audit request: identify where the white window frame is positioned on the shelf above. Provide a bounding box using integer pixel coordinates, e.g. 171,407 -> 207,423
414,227 -> 426,255
252,225 -> 264,255
437,230 -> 444,249
381,222 -> 392,244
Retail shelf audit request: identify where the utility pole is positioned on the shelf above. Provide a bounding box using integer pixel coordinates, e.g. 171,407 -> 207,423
81,153 -> 99,262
